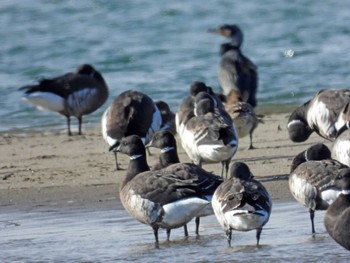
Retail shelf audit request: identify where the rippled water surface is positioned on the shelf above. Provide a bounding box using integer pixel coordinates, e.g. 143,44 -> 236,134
1,200 -> 348,262
2,1 -> 350,131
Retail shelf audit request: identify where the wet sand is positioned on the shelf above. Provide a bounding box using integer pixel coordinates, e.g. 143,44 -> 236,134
0,112 -> 331,210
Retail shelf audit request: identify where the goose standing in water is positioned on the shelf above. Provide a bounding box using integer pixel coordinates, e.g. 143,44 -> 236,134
101,90 -> 162,170
21,64 -> 109,135
208,24 -> 258,108
289,143 -> 348,234
212,162 -> 272,246
114,135 -> 222,246
324,172 -> 350,251
147,130 -> 219,236
287,89 -> 350,142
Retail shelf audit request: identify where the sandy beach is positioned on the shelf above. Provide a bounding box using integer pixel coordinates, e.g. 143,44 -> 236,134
0,112 -> 330,210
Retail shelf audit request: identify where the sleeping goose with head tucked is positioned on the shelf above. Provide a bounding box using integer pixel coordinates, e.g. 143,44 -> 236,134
289,143 -> 350,234
212,162 -> 272,246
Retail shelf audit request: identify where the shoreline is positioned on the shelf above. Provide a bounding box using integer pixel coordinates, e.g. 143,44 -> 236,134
0,112 -> 330,210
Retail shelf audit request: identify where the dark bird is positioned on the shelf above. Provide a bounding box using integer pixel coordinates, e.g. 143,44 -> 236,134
212,162 -> 272,246
176,81 -> 238,178
147,130 -> 180,171
324,172 -> 350,251
287,89 -> 350,142
289,143 -> 348,234
101,90 -> 162,170
155,100 -> 176,135
224,89 -> 263,149
21,64 -> 109,135
290,143 -> 331,173
208,24 -> 258,108
113,135 -> 222,246
147,130 -> 217,236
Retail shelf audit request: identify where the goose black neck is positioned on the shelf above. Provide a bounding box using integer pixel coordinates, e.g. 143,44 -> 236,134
159,147 -> 180,167
121,154 -> 150,188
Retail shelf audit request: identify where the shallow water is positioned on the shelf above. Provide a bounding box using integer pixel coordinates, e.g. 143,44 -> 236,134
1,200 -> 348,262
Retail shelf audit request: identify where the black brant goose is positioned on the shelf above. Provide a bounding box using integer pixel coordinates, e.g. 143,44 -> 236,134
101,90 -> 162,170
147,130 -> 217,236
155,100 -> 176,135
176,82 -> 238,178
21,64 -> 109,135
224,89 -> 263,149
289,143 -> 348,234
146,130 -> 180,171
324,172 -> 350,251
212,162 -> 272,246
287,89 -> 350,142
114,135 -> 223,246
208,24 -> 258,108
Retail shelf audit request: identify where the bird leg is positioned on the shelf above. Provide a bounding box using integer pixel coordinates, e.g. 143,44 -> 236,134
195,217 -> 200,235
78,116 -> 83,135
66,116 -> 72,136
256,227 -> 262,246
166,229 -> 171,241
113,152 -> 122,170
226,229 -> 232,247
248,132 -> 255,149
184,224 -> 189,237
309,208 -> 316,235
153,226 -> 160,248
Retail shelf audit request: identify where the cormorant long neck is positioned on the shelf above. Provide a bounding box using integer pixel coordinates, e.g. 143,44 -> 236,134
220,43 -> 240,56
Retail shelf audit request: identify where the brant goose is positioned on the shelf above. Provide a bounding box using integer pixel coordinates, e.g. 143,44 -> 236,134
208,24 -> 258,108
176,82 -> 238,178
21,64 -> 108,135
324,172 -> 350,251
224,90 -> 263,149
146,130 -> 180,171
289,144 -> 348,234
212,162 -> 272,246
101,90 -> 162,170
176,81 -> 219,130
155,100 -> 176,135
147,130 -> 217,236
287,89 -> 350,142
114,135 -> 223,246
290,143 -> 331,173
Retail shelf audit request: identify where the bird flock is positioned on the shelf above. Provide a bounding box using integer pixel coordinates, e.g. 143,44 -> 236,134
20,24 -> 350,251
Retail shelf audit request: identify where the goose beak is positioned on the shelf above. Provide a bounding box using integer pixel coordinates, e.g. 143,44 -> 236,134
109,142 -> 120,152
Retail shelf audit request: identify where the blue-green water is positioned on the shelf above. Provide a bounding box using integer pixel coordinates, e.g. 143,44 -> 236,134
2,0 -> 350,132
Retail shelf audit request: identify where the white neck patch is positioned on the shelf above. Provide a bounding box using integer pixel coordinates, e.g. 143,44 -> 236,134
287,119 -> 304,129
130,154 -> 143,160
161,146 -> 175,153
340,190 -> 350,196
304,150 -> 309,162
